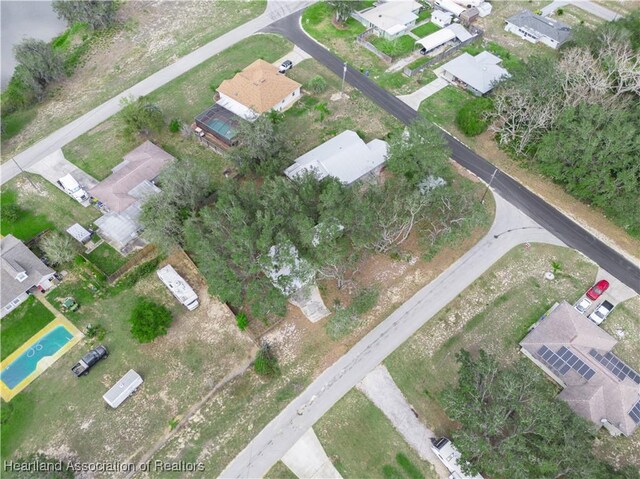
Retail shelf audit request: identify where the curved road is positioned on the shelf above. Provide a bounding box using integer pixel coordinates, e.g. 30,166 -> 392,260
264,11 -> 640,294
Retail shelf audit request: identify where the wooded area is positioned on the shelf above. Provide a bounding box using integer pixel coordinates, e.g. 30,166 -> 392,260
489,12 -> 640,236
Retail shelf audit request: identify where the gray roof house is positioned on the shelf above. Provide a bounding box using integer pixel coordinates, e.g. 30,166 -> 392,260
89,141 -> 175,252
284,130 -> 389,185
520,301 -> 640,437
440,51 -> 510,95
505,10 -> 571,49
1,235 -> 55,317
354,0 -> 422,39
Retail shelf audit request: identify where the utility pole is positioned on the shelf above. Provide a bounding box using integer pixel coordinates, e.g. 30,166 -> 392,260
341,62 -> 347,94
481,168 -> 498,204
11,157 -> 39,191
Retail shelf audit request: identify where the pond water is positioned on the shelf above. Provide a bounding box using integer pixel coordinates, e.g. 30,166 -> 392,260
1,0 -> 67,89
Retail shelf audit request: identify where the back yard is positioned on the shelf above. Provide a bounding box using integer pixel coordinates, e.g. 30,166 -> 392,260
2,0 -> 267,162
0,296 -> 55,361
384,243 -> 640,470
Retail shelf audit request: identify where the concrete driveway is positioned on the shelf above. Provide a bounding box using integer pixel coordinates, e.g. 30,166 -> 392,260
541,1 -> 620,20
282,428 -> 342,479
273,45 -> 311,70
397,78 -> 448,110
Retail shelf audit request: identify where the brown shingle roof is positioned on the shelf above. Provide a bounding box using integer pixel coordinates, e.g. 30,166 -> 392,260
520,301 -> 640,436
88,141 -> 174,213
217,59 -> 301,113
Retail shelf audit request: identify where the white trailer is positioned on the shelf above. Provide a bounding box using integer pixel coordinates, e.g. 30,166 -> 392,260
103,369 -> 143,408
157,265 -> 199,310
431,438 -> 483,479
57,174 -> 89,203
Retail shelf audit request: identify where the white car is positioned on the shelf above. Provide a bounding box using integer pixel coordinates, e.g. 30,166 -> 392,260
57,174 -> 89,202
574,297 -> 592,314
588,301 -> 614,325
278,59 -> 293,73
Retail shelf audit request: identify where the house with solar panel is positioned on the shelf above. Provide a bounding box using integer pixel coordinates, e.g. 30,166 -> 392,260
520,301 -> 640,436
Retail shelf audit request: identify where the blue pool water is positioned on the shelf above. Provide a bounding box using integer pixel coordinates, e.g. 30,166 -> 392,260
1,325 -> 73,389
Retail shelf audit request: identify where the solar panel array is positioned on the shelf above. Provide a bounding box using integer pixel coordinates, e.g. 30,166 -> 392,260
629,401 -> 640,425
537,346 -> 596,380
589,349 -> 640,384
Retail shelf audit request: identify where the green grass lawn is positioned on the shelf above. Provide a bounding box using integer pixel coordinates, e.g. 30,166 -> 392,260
417,9 -> 432,22
63,34 -> 291,180
301,2 -> 367,44
411,22 -> 440,38
418,85 -> 472,126
0,109 -> 37,143
1,175 -> 100,240
0,296 -> 55,361
264,461 -> 297,479
462,40 -> 524,73
314,389 -> 437,479
384,244 -> 596,436
0,190 -> 54,241
85,243 -> 128,276
369,35 -> 416,58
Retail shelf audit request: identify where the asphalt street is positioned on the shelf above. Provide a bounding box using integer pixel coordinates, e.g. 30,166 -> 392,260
264,11 -> 640,294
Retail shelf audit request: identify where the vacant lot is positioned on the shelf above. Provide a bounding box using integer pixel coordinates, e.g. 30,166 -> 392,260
0,175 -> 100,240
418,85 -> 472,127
2,0 -> 267,161
385,244 -> 597,435
146,193 -> 493,476
63,34 -> 291,180
1,254 -> 255,471
0,296 -> 56,361
314,389 -> 437,479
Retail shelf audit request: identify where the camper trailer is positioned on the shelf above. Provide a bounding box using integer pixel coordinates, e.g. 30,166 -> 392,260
103,369 -> 143,408
157,265 -> 199,310
431,437 -> 483,479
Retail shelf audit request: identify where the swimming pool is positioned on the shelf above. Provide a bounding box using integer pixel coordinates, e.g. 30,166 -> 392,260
1,325 -> 73,389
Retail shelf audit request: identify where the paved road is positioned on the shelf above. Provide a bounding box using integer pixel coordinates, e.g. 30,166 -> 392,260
541,1 -> 621,20
264,12 -> 640,294
0,0 -> 312,186
221,193 -> 565,478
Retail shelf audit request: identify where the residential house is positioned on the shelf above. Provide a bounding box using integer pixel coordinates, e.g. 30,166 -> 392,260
89,141 -> 175,251
284,130 -> 389,185
193,103 -> 244,153
354,0 -> 422,39
431,10 -> 453,28
505,10 -> 571,49
520,301 -> 640,437
216,59 -> 301,121
440,51 -> 510,95
416,23 -> 473,55
434,0 -> 465,17
1,235 -> 55,317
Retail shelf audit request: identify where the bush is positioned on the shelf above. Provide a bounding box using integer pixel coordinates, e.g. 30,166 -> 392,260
113,256 -> 163,292
236,312 -> 248,331
254,344 -> 280,377
307,75 -> 327,94
351,287 -> 379,315
455,97 -> 493,136
557,7 -> 564,15
169,118 -> 181,133
129,298 -> 173,343
325,306 -> 358,340
85,323 -> 106,341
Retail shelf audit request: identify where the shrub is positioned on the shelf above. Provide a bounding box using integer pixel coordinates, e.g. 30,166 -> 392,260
557,7 -> 564,15
325,306 -> 358,340
129,298 -> 173,343
236,312 -> 248,331
455,97 -> 493,136
351,287 -> 379,315
41,232 -> 78,265
307,75 -> 327,94
169,118 -> 181,133
254,344 -> 280,377
85,323 -> 107,341
113,256 -> 163,292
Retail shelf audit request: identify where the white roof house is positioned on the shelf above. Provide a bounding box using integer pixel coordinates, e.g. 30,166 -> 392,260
284,130 -> 389,185
441,51 -> 510,95
431,10 -> 453,28
416,24 -> 473,53
66,223 -> 92,243
434,0 -> 466,16
356,0 -> 422,39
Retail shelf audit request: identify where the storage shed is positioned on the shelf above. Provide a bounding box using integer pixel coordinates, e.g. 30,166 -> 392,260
66,223 -> 92,244
103,369 -> 143,408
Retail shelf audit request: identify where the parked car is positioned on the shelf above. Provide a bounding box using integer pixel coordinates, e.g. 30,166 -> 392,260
589,300 -> 615,325
586,279 -> 609,300
574,297 -> 592,314
71,345 -> 108,377
419,47 -> 428,55
278,59 -> 293,73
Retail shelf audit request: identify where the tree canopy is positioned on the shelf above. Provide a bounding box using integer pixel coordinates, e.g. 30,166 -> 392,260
52,0 -> 118,30
129,298 -> 173,343
119,96 -> 164,138
13,39 -> 64,91
441,350 -> 633,479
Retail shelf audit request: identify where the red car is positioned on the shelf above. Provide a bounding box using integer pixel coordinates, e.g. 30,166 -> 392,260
586,280 -> 609,300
